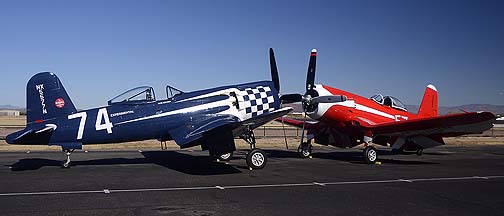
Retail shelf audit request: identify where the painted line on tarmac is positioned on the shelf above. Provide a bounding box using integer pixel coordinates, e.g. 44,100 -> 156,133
0,175 -> 503,197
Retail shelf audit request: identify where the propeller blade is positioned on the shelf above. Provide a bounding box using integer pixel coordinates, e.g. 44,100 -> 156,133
311,95 -> 346,104
269,48 -> 280,92
280,94 -> 303,104
306,48 -> 317,93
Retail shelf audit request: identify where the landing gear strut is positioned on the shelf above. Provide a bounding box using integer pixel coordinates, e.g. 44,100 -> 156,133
242,126 -> 267,169
61,149 -> 75,168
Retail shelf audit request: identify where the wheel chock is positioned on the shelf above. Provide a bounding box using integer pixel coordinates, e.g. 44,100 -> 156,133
375,161 -> 382,165
309,156 -> 313,159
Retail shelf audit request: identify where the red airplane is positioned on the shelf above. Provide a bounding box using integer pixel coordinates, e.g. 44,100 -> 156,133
279,49 -> 496,164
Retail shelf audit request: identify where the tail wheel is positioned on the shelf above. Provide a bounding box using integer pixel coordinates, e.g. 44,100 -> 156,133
61,161 -> 71,168
297,142 -> 312,158
217,152 -> 233,161
363,146 -> 378,164
246,149 -> 267,169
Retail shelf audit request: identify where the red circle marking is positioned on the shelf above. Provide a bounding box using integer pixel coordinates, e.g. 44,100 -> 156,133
55,98 -> 65,108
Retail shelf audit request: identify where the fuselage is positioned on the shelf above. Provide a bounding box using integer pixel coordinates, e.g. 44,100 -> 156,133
303,84 -> 423,148
308,84 -> 417,126
7,81 -> 281,147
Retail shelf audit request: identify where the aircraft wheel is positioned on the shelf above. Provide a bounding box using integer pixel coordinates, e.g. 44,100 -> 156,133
363,146 -> 378,164
297,142 -> 312,158
416,149 -> 423,156
217,152 -> 233,161
246,149 -> 267,170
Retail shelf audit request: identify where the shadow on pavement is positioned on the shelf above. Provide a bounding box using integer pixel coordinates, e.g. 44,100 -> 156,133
264,149 -> 439,165
6,151 -> 242,175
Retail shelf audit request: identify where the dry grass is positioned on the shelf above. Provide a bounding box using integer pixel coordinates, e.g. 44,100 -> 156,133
0,116 -> 26,126
1,116 -> 502,152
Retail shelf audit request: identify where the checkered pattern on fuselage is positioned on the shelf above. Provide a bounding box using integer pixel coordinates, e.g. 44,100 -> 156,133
239,86 -> 275,118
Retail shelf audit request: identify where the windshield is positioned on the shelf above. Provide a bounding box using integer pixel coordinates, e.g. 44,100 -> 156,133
108,86 -> 156,105
384,96 -> 407,111
371,93 -> 407,111
370,94 -> 384,104
166,85 -> 183,100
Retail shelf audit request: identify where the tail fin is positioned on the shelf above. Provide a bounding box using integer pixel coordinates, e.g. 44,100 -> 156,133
417,84 -> 438,118
26,72 -> 77,124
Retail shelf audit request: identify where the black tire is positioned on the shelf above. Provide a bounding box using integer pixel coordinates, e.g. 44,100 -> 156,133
246,149 -> 267,169
416,149 -> 423,156
363,146 -> 378,164
297,142 -> 312,158
217,152 -> 233,161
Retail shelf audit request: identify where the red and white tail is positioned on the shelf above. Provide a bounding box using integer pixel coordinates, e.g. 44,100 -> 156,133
417,84 -> 438,118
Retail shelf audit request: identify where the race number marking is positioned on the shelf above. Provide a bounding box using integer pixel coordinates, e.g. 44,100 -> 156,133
395,115 -> 408,122
96,108 -> 113,134
68,112 -> 87,140
68,108 -> 114,140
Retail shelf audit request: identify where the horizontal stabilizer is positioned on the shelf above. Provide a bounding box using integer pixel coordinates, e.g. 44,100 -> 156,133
6,124 -> 57,144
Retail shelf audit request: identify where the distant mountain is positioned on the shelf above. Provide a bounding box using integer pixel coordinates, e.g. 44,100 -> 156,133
0,105 -> 23,110
284,103 -> 504,115
406,104 -> 504,115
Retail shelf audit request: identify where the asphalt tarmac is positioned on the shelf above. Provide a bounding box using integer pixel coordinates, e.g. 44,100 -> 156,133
0,144 -> 503,216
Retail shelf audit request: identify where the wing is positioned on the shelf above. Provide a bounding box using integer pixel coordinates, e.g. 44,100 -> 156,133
360,111 -> 495,150
366,112 -> 496,137
274,117 -> 319,130
169,107 -> 293,147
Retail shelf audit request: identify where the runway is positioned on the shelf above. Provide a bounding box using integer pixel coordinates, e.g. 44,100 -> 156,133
1,145 -> 504,216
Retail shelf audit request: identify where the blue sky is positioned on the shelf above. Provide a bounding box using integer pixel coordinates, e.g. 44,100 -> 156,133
1,0 -> 503,109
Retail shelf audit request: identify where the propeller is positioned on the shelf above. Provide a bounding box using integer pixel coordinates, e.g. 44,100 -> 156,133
280,49 -> 346,151
270,48 -> 346,150
279,49 -> 346,111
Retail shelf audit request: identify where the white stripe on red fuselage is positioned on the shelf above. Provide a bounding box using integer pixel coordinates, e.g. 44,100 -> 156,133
307,85 -> 414,124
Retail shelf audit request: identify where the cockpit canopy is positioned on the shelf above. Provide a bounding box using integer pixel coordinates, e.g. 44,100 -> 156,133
370,94 -> 407,111
108,85 -> 185,105
108,86 -> 156,105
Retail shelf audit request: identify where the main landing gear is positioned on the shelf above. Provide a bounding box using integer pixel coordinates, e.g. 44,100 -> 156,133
242,126 -> 267,170
61,148 -> 75,168
363,145 -> 378,164
297,141 -> 312,158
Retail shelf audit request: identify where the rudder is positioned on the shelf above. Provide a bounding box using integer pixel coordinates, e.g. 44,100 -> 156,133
418,84 -> 438,118
26,72 -> 77,124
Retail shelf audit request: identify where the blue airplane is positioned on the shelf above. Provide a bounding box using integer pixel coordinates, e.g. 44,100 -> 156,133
6,49 -> 293,169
